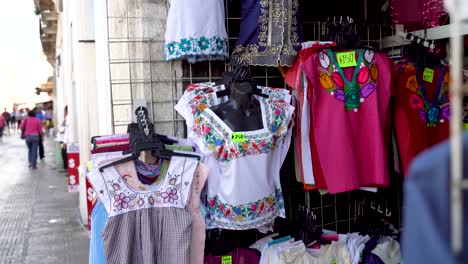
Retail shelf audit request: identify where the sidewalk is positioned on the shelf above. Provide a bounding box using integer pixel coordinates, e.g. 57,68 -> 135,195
0,132 -> 89,264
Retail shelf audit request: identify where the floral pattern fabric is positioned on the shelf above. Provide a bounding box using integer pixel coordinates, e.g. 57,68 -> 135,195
164,0 -> 228,63
175,82 -> 294,230
88,156 -> 199,217
164,36 -> 228,63
206,189 -> 285,229
189,92 -> 292,163
317,49 -> 379,112
405,68 -> 450,127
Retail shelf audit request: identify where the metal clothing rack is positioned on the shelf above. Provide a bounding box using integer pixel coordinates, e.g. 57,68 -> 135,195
449,0 -> 466,261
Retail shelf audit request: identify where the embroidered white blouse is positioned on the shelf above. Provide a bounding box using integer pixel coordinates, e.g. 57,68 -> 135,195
164,0 -> 228,63
88,155 -> 199,217
175,83 -> 294,230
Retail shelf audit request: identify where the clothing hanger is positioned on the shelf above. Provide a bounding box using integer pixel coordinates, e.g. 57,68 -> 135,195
99,106 -> 199,172
216,64 -> 268,99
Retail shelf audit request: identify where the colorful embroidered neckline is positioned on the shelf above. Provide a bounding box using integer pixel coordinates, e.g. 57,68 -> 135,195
318,49 -> 379,112
407,66 -> 450,127
188,86 -> 291,162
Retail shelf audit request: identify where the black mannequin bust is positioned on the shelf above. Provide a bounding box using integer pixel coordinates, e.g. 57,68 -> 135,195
211,81 -> 263,132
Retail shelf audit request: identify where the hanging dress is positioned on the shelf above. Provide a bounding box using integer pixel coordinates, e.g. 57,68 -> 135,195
88,155 -> 199,264
164,0 -> 228,63
175,84 -> 294,230
231,0 -> 302,66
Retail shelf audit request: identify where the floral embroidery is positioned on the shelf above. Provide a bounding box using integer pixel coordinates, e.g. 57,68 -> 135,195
410,94 -> 424,109
206,189 -> 285,229
318,49 -> 378,112
107,171 -> 186,213
406,76 -> 419,93
407,67 -> 450,127
183,83 -> 292,162
114,193 -> 130,210
232,0 -> 301,66
191,99 -> 289,162
161,188 -> 178,203
164,36 -> 228,62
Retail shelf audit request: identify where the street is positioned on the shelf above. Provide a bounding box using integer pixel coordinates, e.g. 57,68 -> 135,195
0,132 -> 88,264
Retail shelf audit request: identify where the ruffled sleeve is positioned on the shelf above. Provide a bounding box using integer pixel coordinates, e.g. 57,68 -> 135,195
174,82 -> 225,128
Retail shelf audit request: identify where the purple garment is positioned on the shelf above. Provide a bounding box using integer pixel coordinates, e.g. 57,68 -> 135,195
232,0 -> 302,66
204,248 -> 260,264
362,237 -> 385,264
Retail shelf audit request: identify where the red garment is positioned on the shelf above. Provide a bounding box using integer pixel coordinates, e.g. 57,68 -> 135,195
90,144 -> 130,154
302,49 -> 392,194
393,63 -> 450,175
286,42 -> 334,190
19,117 -> 42,136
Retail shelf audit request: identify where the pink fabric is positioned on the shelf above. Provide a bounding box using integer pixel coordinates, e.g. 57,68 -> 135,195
391,0 -> 447,28
422,0 -> 447,27
0,114 -> 4,128
302,50 -> 391,194
95,136 -> 129,145
90,145 -> 130,154
20,117 -> 42,136
189,163 -> 210,264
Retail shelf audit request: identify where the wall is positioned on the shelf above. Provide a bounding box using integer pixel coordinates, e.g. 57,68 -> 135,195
105,0 -> 184,136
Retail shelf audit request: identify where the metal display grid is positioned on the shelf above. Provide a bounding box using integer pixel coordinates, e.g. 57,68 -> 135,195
105,0 -> 401,234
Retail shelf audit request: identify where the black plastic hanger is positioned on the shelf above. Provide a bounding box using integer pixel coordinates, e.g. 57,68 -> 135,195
98,106 -> 199,172
216,65 -> 268,99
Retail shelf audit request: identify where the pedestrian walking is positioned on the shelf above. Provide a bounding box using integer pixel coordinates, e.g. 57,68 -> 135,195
34,108 -> 45,160
19,110 -> 43,169
17,109 -> 24,129
2,108 -> 11,135
10,110 -> 16,131
0,113 -> 5,143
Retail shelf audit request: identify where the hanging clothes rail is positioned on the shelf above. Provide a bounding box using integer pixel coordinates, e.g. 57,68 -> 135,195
382,24 -> 468,49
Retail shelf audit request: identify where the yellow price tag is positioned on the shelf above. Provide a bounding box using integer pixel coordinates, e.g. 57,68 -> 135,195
423,68 -> 435,83
231,132 -> 245,142
336,51 -> 357,68
222,256 -> 232,264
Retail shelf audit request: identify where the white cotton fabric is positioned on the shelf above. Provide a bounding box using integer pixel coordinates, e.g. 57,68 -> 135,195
339,233 -> 370,264
164,0 -> 228,62
88,155 -> 199,217
175,83 -> 294,230
277,242 -> 352,264
444,0 -> 468,21
372,238 -> 401,264
250,233 -> 280,251
299,73 -> 314,185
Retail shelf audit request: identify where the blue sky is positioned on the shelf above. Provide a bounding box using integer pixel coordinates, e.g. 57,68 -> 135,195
0,1 -> 52,111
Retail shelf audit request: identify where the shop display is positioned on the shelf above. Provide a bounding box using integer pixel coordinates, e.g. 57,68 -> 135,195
84,1 -> 468,263
175,80 -> 294,230
231,0 -> 302,66
164,0 -> 228,63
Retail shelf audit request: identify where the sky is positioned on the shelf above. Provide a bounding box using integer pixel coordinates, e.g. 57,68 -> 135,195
0,1 -> 53,111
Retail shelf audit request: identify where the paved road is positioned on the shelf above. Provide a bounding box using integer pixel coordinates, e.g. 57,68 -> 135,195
0,132 -> 89,264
